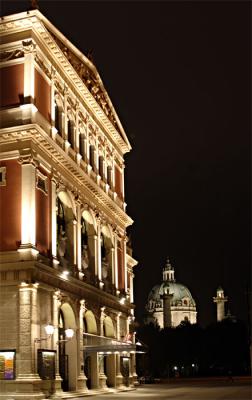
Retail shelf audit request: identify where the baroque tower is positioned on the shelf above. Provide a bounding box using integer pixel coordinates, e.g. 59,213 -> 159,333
213,286 -> 228,322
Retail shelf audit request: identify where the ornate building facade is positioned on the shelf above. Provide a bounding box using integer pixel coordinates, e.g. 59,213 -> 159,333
145,258 -> 197,328
0,9 -> 138,399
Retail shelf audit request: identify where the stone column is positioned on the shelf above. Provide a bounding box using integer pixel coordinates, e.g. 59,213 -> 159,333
50,67 -> 57,139
51,175 -> 58,267
17,283 -> 44,398
19,154 -> 38,260
98,307 -> 107,388
111,247 -> 115,287
96,217 -> 103,288
77,300 -> 88,392
121,164 -> 125,199
113,232 -> 119,293
90,353 -> 99,389
130,273 -> 134,304
130,333 -> 138,386
123,236 -> 127,293
51,291 -> 63,397
162,292 -> 173,328
23,39 -> 35,105
98,354 -> 107,389
76,203 -> 83,278
115,313 -> 123,388
72,219 -> 77,267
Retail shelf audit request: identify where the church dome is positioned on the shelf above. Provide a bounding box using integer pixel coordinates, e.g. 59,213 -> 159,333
145,258 -> 197,328
148,282 -> 196,307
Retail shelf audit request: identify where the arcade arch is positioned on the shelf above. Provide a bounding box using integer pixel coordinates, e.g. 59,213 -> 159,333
59,302 -> 77,392
81,209 -> 97,282
57,191 -> 76,268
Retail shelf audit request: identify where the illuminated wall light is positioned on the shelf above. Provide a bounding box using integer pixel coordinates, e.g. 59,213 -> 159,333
45,324 -> 54,336
119,297 -> 126,305
65,328 -> 74,339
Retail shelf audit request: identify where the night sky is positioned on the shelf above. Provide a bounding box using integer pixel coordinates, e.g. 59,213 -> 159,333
2,1 -> 250,327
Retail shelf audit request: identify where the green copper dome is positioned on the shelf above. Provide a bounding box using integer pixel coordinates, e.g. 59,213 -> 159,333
148,282 -> 196,307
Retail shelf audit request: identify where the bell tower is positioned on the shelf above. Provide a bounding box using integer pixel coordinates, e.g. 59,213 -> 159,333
213,286 -> 228,321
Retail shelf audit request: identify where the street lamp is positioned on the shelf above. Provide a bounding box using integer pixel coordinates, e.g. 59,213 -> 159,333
57,328 -> 75,343
34,324 -> 55,343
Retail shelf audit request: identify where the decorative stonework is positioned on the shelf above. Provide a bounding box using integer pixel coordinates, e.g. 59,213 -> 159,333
0,48 -> 24,62
36,170 -> 48,194
35,54 -> 51,78
0,126 -> 132,228
22,39 -> 36,54
50,32 -> 119,130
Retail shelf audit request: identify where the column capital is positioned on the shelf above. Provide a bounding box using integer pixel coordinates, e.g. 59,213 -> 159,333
18,149 -> 38,167
22,39 -> 36,54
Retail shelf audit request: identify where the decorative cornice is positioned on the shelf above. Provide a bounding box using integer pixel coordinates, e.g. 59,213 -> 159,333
0,125 -> 133,229
0,11 -> 131,155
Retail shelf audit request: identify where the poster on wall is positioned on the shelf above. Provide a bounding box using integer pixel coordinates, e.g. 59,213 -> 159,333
37,350 -> 56,380
0,351 -> 15,380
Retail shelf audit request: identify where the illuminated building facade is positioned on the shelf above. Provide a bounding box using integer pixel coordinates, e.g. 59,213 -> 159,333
0,9 -> 138,399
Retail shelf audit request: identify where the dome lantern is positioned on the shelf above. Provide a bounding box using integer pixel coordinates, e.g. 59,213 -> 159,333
162,257 -> 175,282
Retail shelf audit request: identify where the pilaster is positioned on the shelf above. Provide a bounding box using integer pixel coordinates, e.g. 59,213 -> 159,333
23,39 -> 36,104
51,291 -> 63,397
18,152 -> 38,260
115,312 -> 123,387
16,283 -> 44,398
77,300 -> 88,393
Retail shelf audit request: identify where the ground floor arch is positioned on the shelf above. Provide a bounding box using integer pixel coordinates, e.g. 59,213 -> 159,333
59,302 -> 77,392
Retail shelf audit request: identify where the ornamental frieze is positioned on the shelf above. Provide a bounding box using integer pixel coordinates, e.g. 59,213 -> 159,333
35,54 -> 51,78
48,30 -> 119,131
0,49 -> 24,62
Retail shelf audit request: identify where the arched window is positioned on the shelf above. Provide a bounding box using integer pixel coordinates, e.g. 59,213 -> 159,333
99,156 -> 104,179
107,165 -> 112,187
104,316 -> 115,338
55,102 -> 63,136
81,217 -> 88,247
84,310 -> 97,335
57,197 -> 65,235
79,133 -> 86,160
101,233 -> 106,259
89,145 -> 96,170
68,119 -> 75,148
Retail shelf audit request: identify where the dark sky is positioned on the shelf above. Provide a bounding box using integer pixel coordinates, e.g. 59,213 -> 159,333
2,1 -> 250,327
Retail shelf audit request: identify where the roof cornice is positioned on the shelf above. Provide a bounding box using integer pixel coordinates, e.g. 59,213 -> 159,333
0,10 -> 132,156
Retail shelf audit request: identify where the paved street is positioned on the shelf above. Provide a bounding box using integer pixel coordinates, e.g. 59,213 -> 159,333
70,379 -> 251,400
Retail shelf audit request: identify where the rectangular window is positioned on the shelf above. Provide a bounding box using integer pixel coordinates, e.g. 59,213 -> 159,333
0,167 -> 6,186
0,350 -> 15,380
36,171 -> 48,195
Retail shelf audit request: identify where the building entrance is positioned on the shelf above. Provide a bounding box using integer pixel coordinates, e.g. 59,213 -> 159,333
59,311 -> 69,391
84,354 -> 91,389
121,356 -> 130,386
59,353 -> 69,391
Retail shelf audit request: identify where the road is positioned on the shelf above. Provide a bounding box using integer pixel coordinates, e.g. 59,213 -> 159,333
70,378 -> 251,400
